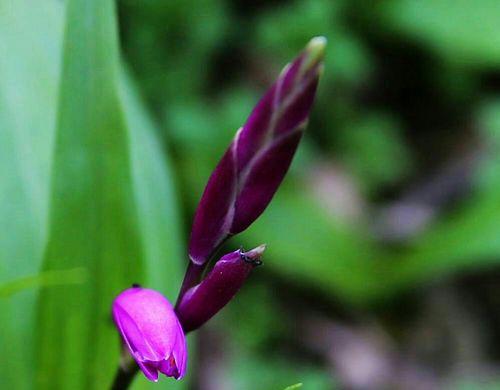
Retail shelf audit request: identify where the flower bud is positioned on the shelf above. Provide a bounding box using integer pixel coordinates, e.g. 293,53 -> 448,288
176,244 -> 265,332
112,287 -> 187,381
189,37 -> 326,265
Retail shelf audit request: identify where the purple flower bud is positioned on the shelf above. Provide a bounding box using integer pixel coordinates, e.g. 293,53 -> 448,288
189,37 -> 326,265
112,287 -> 187,382
176,244 -> 266,332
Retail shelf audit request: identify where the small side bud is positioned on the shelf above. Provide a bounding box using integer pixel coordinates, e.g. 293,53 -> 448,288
176,245 -> 266,332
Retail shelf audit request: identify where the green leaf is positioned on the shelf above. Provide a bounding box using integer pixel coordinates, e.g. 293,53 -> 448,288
120,71 -> 189,390
0,268 -> 87,299
35,0 -> 145,388
0,1 -> 62,388
34,0 -> 188,387
120,69 -> 185,301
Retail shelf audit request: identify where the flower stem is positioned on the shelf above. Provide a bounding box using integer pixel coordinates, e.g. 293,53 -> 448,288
110,353 -> 138,390
176,262 -> 206,303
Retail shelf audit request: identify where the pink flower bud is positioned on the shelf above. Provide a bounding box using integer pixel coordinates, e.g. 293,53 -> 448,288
112,287 -> 187,381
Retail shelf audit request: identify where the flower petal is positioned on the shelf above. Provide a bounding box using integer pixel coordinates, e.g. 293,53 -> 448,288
137,360 -> 159,382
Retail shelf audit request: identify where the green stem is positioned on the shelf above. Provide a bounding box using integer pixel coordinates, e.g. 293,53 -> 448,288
110,351 -> 138,390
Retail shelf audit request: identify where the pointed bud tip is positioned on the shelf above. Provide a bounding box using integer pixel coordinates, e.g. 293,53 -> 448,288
306,36 -> 327,59
244,244 -> 267,259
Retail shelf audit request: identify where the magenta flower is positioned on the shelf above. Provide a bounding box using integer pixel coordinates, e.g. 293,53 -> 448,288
112,286 -> 187,382
176,244 -> 266,332
188,37 -> 326,265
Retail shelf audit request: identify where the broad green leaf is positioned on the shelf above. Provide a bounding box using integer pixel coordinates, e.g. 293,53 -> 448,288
119,70 -> 185,300
36,0 -> 145,388
34,1 -> 188,388
119,71 -> 188,390
0,1 -> 62,388
0,268 -> 87,299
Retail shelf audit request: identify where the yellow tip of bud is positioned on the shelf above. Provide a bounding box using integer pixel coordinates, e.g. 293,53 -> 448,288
302,36 -> 327,73
308,36 -> 327,53
245,244 -> 267,258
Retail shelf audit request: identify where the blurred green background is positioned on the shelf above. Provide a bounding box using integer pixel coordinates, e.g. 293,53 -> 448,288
2,0 -> 500,389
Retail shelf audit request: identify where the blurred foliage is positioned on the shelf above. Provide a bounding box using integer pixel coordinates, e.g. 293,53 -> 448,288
283,384 -> 303,390
2,0 -> 500,388
376,0 -> 500,68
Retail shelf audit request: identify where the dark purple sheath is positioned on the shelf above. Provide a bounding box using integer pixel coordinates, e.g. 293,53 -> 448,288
188,37 -> 326,266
